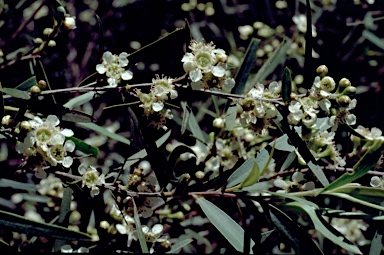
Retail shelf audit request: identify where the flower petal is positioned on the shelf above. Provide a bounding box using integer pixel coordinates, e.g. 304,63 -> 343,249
96,64 -> 106,74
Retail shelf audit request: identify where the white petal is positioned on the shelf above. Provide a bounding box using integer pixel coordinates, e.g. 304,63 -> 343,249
211,65 -> 225,77
107,78 -> 118,87
191,81 -> 204,90
61,128 -> 74,137
103,51 -> 114,64
51,133 -> 65,145
116,224 -> 127,234
121,70 -> 133,80
90,186 -> 100,197
152,101 -> 164,112
151,224 -> 163,235
119,52 -> 129,67
142,225 -> 150,234
64,140 -> 76,152
170,90 -> 178,99
346,114 -> 356,125
46,115 -> 60,127
292,172 -> 303,183
274,179 -> 288,189
62,156 -> 73,168
189,69 -> 203,82
78,164 -> 87,175
96,64 -> 106,74
222,78 -> 235,91
61,244 -> 73,253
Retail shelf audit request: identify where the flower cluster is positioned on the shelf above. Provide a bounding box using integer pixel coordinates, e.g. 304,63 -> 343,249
16,115 -> 75,178
78,164 -> 106,197
274,172 -> 315,192
234,81 -> 280,131
182,40 -> 235,91
96,51 -> 133,87
134,75 -> 177,130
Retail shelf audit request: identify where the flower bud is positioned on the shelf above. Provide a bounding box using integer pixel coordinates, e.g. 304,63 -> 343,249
195,170 -> 205,179
342,86 -> 356,95
213,117 -> 225,129
320,76 -> 336,92
38,80 -> 47,89
63,16 -> 76,30
48,40 -> 56,47
20,120 -> 32,131
337,95 -> 351,108
1,115 -> 12,126
43,28 -> 53,36
316,65 -> 328,78
30,85 -> 41,95
339,78 -> 351,88
33,37 -> 43,44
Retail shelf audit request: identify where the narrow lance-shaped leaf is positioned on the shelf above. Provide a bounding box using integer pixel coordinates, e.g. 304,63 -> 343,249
231,38 -> 260,95
0,88 -> 30,100
0,209 -> 91,241
196,197 -> 255,253
320,137 -> 384,194
239,157 -> 259,189
304,0 -> 313,89
65,136 -> 99,157
285,202 -> 361,254
15,76 -> 38,91
282,67 -> 292,104
77,122 -> 131,146
0,83 -> 4,127
132,198 -> 149,253
250,39 -> 287,87
225,105 -> 237,131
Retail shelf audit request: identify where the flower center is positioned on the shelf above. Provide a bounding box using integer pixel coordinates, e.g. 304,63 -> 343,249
195,52 -> 212,70
35,128 -> 52,143
50,144 -> 66,161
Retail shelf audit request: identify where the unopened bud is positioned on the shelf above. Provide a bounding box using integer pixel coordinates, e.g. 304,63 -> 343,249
63,16 -> 76,30
213,117 -> 225,129
43,28 -> 54,36
34,37 -> 43,44
1,115 -> 12,126
342,86 -> 356,95
195,170 -> 205,179
320,76 -> 336,92
30,85 -> 41,95
38,80 -> 47,89
337,95 -> 351,107
339,78 -> 351,88
20,121 -> 32,131
316,65 -> 328,78
48,40 -> 56,47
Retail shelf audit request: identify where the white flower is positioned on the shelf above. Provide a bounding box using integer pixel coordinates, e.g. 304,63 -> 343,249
287,101 -> 304,125
142,224 -> 166,243
370,176 -> 383,188
46,139 -> 75,167
292,14 -> 317,37
96,51 -> 133,87
115,215 -> 137,247
78,164 -> 105,197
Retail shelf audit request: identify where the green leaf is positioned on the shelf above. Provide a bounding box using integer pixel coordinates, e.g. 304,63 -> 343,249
320,137 -> 384,193
280,151 -> 296,171
239,157 -> 259,188
184,229 -> 213,253
226,157 -> 255,188
285,202 -> 361,254
65,136 -> 98,157
325,192 -> 384,211
181,102 -> 190,135
0,209 -> 91,241
282,67 -> 292,104
0,179 -> 36,192
369,230 -> 383,255
231,38 -> 260,95
308,161 -> 329,187
15,76 -> 38,91
362,30 -> 384,51
0,83 -> 4,121
196,197 -> 254,253
132,198 -> 149,253
180,102 -> 208,153
61,108 -> 95,123
256,45 -> 286,85
225,105 -> 237,131
63,90 -> 105,110
329,185 -> 384,204
123,131 -> 172,170
249,39 -> 287,87
268,204 -> 323,255
53,185 -> 73,252
166,237 -> 193,253
77,122 -> 131,146
0,88 -> 30,100
264,191 -> 319,209
270,134 -> 295,152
